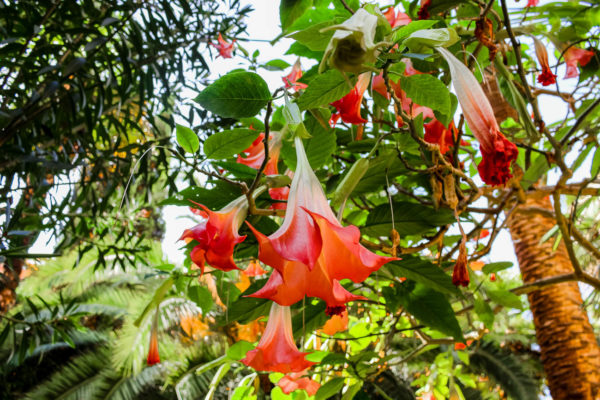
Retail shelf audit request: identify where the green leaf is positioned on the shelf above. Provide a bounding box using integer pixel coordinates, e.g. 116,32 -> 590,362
352,150 -> 407,194
280,0 -> 313,32
226,340 -> 255,360
214,161 -> 257,180
289,19 -> 342,51
188,285 -> 214,314
591,146 -> 600,177
400,74 -> 451,115
226,279 -> 271,324
397,283 -> 463,341
486,289 -> 523,310
175,124 -> 200,153
520,152 -> 550,190
481,262 -> 513,274
473,294 -> 494,329
204,129 -> 261,159
281,114 -> 336,170
292,300 -> 327,339
297,70 -> 351,110
316,378 -> 345,400
363,201 -> 455,237
342,382 -> 364,400
385,257 -> 458,296
194,71 -> 271,118
392,20 -> 439,42
161,182 -> 242,209
262,59 -> 291,71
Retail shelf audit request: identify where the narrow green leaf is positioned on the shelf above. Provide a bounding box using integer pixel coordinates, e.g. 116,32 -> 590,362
297,70 -> 351,110
392,20 -> 439,42
176,124 -> 200,153
194,71 -> 271,118
474,294 -> 494,329
363,201 -> 455,237
316,378 -> 345,400
281,114 -> 336,169
289,19 -> 342,51
204,129 -> 260,159
481,262 -> 513,274
486,289 -> 523,310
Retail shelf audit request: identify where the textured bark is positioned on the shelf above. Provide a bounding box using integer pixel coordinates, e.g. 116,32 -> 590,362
508,194 -> 600,400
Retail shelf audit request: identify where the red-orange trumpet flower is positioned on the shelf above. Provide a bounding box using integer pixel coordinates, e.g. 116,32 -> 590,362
212,33 -> 235,58
330,72 -> 371,126
564,46 -> 594,79
533,38 -> 556,86
384,7 -> 411,28
424,119 -> 459,155
283,59 -> 308,91
241,303 -> 315,373
146,309 -> 160,366
180,194 -> 258,273
247,136 -> 396,314
278,371 -> 321,395
437,47 -> 518,186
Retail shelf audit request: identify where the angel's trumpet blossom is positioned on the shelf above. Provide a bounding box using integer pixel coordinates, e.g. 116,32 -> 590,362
320,9 -> 382,74
283,59 -> 308,91
146,309 -> 160,366
180,191 -> 263,273
330,72 -> 371,125
241,303 -> 314,373
436,47 -> 518,186
212,33 -> 235,58
533,38 -> 556,86
564,46 -> 594,79
247,136 -> 397,314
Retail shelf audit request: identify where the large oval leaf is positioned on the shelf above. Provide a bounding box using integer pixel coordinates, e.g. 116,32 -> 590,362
194,71 -> 271,118
204,128 -> 260,159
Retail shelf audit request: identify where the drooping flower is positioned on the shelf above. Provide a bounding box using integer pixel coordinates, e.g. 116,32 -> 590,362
247,136 -> 397,313
278,371 -> 321,395
526,0 -> 539,7
424,119 -> 459,155
320,8 -> 381,73
212,33 -> 235,58
330,72 -> 371,126
384,7 -> 411,28
283,59 -> 308,91
241,303 -> 315,373
243,259 -> 267,277
147,309 -> 160,366
436,47 -> 518,186
533,38 -> 556,86
452,238 -> 469,287
564,46 -> 594,79
180,195 -> 251,273
418,0 -> 432,20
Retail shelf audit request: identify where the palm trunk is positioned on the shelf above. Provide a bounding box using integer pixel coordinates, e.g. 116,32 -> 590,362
508,193 -> 600,399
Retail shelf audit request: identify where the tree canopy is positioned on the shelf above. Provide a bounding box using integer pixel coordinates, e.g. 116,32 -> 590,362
1,0 -> 600,399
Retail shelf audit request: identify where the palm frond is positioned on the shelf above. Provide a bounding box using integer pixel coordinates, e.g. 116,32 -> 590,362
468,341 -> 539,400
